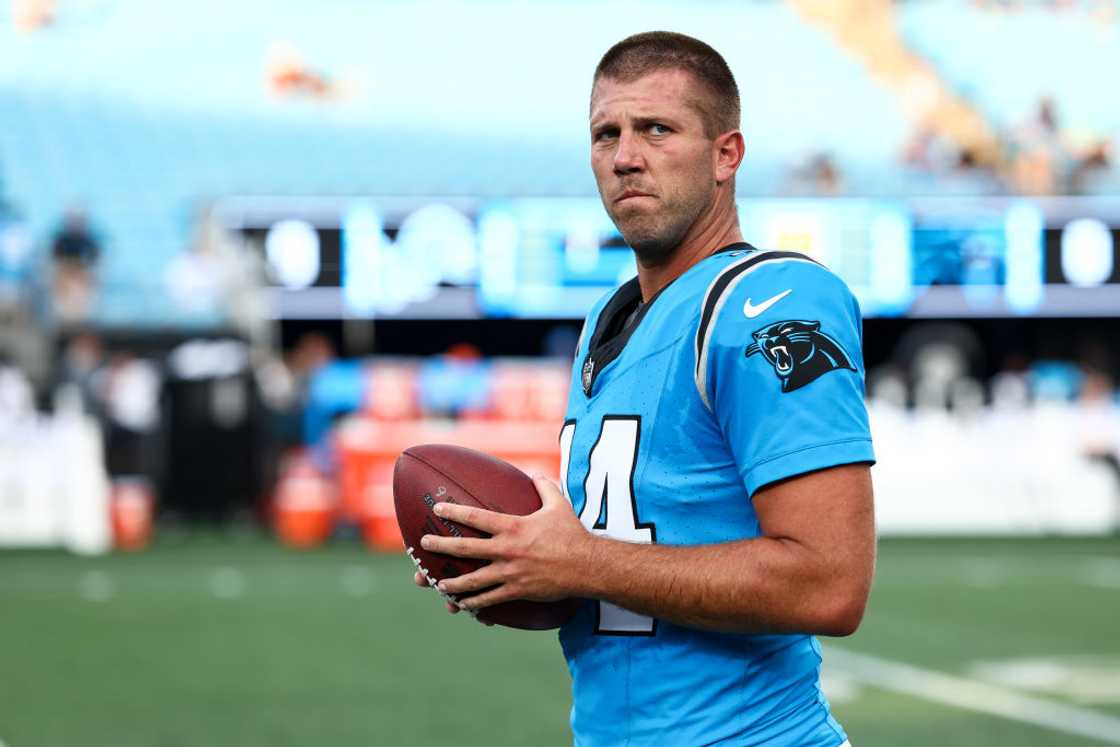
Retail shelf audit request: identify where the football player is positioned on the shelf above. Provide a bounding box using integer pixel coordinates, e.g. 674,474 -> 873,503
419,31 -> 874,746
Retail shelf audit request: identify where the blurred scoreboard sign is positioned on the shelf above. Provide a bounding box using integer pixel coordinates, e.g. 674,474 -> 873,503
217,195 -> 637,320
906,196 -> 1120,318
215,195 -> 1120,320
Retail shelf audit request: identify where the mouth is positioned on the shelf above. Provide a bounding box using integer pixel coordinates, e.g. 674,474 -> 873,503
616,191 -> 654,204
770,345 -> 793,375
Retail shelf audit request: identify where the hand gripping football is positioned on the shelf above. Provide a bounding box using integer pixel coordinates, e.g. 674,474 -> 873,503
393,444 -> 581,630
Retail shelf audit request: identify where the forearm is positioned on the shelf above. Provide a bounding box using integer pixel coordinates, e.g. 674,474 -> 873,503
572,533 -> 869,635
423,466 -> 875,633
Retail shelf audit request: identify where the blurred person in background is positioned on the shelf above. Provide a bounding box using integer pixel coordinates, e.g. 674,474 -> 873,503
785,151 -> 845,196
990,353 -> 1032,411
902,127 -> 957,174
1075,366 -> 1120,493
11,0 -> 54,32
0,199 -> 33,319
286,331 -> 335,395
199,206 -> 271,348
0,350 -> 34,421
417,343 -> 489,419
905,129 -> 1004,194
1009,96 -> 1072,195
166,206 -> 269,344
1007,95 -> 1119,196
948,147 -> 1003,194
0,198 -> 50,386
1069,137 -> 1115,194
52,329 -> 104,416
265,41 -> 337,100
901,128 -> 1003,195
280,331 -> 336,445
0,200 -> 36,371
161,337 -> 265,525
51,207 -> 101,274
93,351 -> 161,478
49,207 -> 100,326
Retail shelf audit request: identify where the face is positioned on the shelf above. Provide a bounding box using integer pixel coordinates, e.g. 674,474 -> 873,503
589,69 -> 718,266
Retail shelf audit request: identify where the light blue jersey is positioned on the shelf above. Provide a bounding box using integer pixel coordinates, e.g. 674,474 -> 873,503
558,243 -> 875,746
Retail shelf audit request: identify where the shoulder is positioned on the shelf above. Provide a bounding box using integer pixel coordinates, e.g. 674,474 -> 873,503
693,251 -> 863,407
696,251 -> 858,349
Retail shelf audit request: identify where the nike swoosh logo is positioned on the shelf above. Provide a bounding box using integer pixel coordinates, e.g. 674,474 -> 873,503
743,289 -> 792,318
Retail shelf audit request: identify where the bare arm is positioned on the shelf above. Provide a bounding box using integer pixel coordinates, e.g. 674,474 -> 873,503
424,464 -> 875,636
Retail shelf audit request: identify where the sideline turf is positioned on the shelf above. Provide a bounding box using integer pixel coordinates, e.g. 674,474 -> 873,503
1,535 -> 1117,746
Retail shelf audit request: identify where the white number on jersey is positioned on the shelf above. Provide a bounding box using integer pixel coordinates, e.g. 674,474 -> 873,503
560,416 -> 656,635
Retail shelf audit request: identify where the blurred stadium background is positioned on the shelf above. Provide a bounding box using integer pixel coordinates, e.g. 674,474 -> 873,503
2,1 -> 1120,745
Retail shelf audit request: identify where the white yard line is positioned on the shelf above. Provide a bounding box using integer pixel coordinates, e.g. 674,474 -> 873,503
824,646 -> 1120,745
1081,558 -> 1120,589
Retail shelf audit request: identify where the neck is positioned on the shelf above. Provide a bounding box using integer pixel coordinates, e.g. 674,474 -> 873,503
634,195 -> 743,303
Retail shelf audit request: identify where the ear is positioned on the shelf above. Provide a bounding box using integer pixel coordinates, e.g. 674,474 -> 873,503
713,130 -> 745,184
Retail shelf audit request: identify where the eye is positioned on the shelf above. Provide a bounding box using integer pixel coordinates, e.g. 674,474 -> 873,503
593,127 -> 619,143
648,123 -> 671,135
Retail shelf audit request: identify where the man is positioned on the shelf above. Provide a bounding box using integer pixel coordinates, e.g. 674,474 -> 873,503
417,31 -> 875,746
49,208 -> 101,324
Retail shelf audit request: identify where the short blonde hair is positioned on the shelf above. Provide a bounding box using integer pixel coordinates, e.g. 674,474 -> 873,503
593,31 -> 741,138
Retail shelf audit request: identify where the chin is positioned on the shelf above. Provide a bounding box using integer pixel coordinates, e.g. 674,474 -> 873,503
625,232 -> 679,267
616,214 -> 686,264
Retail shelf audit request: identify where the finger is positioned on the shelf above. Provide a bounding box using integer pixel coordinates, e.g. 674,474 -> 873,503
437,564 -> 503,596
420,534 -> 497,559
433,501 -> 512,534
414,571 -> 429,588
445,600 -> 460,614
532,475 -> 566,508
457,585 -> 516,611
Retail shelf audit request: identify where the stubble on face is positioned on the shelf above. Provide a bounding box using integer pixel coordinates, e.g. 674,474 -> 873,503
613,179 -> 711,268
590,71 -> 717,268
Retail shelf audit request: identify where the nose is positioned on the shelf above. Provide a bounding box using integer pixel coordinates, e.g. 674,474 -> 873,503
613,130 -> 643,175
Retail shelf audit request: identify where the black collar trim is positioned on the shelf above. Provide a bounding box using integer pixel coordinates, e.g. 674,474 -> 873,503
579,241 -> 760,396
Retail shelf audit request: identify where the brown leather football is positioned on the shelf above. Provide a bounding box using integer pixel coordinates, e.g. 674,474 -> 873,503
393,444 -> 581,630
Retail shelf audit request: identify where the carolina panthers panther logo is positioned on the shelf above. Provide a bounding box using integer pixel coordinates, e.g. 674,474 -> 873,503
745,320 -> 855,392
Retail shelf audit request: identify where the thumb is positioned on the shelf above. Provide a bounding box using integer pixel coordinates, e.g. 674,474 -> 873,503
532,475 -> 566,508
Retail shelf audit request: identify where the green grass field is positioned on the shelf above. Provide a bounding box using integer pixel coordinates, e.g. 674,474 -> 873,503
2,534 -> 1118,746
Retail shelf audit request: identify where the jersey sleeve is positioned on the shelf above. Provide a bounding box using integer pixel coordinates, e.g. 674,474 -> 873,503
696,255 -> 875,497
